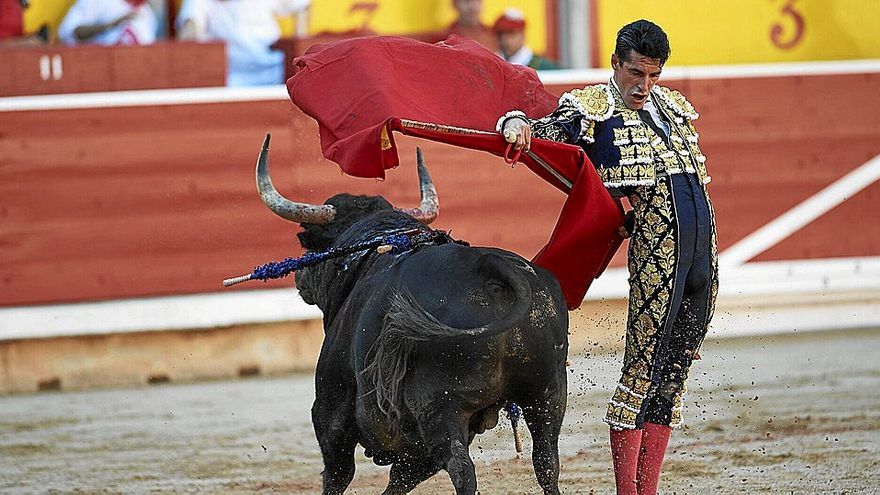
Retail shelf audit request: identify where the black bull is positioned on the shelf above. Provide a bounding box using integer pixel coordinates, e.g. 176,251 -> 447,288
255,137 -> 570,494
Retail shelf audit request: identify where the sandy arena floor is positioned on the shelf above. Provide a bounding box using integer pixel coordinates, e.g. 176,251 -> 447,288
2,327 -> 878,494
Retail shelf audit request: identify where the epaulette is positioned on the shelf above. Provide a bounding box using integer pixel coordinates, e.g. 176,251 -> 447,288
654,85 -> 699,121
560,83 -> 615,122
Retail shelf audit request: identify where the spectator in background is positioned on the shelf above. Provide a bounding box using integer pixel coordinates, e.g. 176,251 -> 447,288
492,8 -> 558,70
58,0 -> 158,45
176,0 -> 310,87
441,0 -> 496,51
0,0 -> 48,46
0,0 -> 25,41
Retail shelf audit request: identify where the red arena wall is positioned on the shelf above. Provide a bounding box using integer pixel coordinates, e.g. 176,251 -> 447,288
1,67 -> 879,307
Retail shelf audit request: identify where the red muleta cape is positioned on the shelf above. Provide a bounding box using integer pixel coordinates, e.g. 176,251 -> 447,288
287,35 -> 623,309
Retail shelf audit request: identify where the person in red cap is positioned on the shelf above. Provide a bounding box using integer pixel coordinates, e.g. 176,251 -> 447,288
492,8 -> 558,70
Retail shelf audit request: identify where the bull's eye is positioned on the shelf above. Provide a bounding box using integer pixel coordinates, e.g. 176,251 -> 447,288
485,280 -> 507,296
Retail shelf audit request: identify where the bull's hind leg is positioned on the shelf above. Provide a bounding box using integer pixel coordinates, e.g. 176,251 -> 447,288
382,458 -> 440,495
312,394 -> 358,495
522,391 -> 566,495
446,434 -> 477,494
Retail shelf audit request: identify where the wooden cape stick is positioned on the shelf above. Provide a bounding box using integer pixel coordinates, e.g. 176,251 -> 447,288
399,119 -> 574,191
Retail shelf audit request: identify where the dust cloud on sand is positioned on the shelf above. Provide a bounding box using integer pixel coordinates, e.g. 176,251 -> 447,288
2,328 -> 878,493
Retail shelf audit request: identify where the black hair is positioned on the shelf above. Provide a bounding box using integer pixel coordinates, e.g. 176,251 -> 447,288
615,19 -> 671,66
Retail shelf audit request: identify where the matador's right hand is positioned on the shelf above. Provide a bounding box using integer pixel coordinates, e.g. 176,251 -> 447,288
618,210 -> 635,238
502,118 -> 532,153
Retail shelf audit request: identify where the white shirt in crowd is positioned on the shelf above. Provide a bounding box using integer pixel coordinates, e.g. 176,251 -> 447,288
176,0 -> 310,87
58,0 -> 158,46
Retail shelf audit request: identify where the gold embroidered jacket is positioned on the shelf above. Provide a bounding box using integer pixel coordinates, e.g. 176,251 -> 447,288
497,80 -> 711,191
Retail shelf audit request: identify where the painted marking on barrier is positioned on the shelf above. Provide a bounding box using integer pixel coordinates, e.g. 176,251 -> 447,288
719,154 -> 880,268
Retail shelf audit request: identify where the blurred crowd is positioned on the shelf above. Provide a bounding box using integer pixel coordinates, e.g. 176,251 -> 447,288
0,0 -> 560,87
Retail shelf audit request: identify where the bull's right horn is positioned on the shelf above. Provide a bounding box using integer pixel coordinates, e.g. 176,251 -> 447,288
395,148 -> 439,224
256,134 -> 336,224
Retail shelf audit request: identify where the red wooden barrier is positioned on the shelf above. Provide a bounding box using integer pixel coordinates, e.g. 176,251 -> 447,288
0,42 -> 226,96
1,73 -> 878,306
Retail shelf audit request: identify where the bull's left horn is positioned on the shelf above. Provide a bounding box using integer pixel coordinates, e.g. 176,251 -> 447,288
256,134 -> 336,225
395,148 -> 439,224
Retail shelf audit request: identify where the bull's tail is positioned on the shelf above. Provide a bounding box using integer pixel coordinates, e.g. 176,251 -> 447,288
363,253 -> 535,425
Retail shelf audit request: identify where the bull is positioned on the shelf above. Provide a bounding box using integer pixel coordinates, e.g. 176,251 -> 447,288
254,135 -> 569,494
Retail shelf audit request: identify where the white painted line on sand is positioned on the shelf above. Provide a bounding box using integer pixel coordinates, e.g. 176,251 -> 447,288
0,288 -> 321,341
2,257 -> 878,341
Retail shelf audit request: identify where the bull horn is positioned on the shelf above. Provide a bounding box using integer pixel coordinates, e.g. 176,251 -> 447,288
256,134 -> 336,224
395,147 -> 439,224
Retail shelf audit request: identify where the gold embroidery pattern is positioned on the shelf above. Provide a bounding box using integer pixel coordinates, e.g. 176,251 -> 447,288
595,89 -> 659,187
684,122 -> 711,182
635,143 -> 653,163
619,144 -> 636,163
581,120 -> 597,143
597,162 -> 656,187
704,194 -> 720,326
604,82 -> 714,192
655,86 -> 699,120
656,105 -> 712,182
604,178 -> 679,429
530,96 -> 601,143
613,127 -> 630,146
606,374 -> 652,429
620,109 -> 641,126
568,84 -> 614,120
629,126 -> 649,144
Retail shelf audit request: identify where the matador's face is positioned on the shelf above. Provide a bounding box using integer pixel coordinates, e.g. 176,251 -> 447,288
611,50 -> 663,110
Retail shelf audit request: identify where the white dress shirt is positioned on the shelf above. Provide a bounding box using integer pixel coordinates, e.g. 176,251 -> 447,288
176,0 -> 310,87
